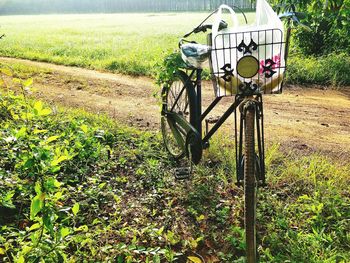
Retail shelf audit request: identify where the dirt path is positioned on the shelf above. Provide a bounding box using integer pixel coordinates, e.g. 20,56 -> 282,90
1,57 -> 350,162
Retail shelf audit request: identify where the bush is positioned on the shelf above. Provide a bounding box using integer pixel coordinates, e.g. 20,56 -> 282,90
0,74 -> 172,262
273,0 -> 350,56
287,52 -> 350,86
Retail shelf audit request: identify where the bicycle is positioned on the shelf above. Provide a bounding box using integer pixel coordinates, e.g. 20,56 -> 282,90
160,4 -> 298,262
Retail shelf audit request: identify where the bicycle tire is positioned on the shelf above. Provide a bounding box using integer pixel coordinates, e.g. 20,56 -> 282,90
161,70 -> 197,160
244,105 -> 258,263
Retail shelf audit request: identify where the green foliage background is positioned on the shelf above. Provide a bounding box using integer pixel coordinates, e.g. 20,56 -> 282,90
274,0 -> 350,55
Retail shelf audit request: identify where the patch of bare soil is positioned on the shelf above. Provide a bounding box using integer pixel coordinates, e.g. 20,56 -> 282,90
1,57 -> 349,162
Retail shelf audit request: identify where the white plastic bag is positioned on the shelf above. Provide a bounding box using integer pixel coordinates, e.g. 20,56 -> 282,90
181,43 -> 210,69
210,0 -> 285,96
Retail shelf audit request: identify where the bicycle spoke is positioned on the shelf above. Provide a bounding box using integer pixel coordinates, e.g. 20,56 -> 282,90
167,118 -> 185,150
175,122 -> 187,136
169,88 -> 177,105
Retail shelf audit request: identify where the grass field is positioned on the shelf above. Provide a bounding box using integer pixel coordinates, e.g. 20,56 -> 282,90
0,13 -> 254,76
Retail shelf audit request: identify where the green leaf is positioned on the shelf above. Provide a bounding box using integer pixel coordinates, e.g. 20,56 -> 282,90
17,256 -> 25,263
46,136 -> 60,143
98,182 -> 106,189
13,78 -> 21,84
51,156 -> 68,166
34,182 -> 41,195
1,68 -> 12,76
24,158 -> 35,169
3,191 -> 14,201
80,124 -> 88,133
153,255 -> 161,263
156,226 -> 164,235
187,256 -> 202,263
80,237 -> 92,246
92,219 -> 101,225
72,203 -> 80,216
74,225 -> 88,232
0,247 -> 5,255
60,227 -> 70,239
23,78 -> 33,87
196,214 -> 205,221
2,191 -> 15,208
22,246 -> 32,255
43,211 -> 55,237
44,178 -> 61,192
16,127 -> 27,139
30,193 -> 45,219
54,179 -> 61,188
39,108 -> 52,116
33,101 -> 43,112
54,191 -> 63,200
33,101 -> 52,116
29,223 -> 41,231
33,129 -> 48,134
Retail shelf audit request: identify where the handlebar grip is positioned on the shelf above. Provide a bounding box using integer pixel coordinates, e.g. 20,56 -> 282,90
195,24 -> 211,33
218,20 -> 228,30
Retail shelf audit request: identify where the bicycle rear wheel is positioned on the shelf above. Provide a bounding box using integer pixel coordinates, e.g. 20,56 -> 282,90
244,104 -> 258,263
161,70 -> 196,160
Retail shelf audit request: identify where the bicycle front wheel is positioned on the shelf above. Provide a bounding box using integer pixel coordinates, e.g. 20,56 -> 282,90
161,70 -> 196,160
244,105 -> 258,263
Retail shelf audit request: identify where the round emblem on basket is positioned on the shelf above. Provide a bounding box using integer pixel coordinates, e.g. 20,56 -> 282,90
236,55 -> 259,78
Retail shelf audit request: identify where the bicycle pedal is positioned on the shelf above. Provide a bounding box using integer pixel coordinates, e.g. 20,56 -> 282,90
174,167 -> 191,180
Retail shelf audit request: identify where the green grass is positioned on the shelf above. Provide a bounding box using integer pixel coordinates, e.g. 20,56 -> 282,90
0,73 -> 349,262
287,53 -> 350,86
0,13 -> 254,76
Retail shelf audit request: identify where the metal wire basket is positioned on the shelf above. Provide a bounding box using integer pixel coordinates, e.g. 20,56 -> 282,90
208,28 -> 286,97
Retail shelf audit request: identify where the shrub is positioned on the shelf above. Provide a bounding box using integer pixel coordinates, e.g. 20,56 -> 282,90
287,52 -> 350,86
273,0 -> 350,56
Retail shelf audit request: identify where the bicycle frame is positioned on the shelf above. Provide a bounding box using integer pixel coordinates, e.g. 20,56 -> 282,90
171,68 -> 266,185
164,13 -> 294,183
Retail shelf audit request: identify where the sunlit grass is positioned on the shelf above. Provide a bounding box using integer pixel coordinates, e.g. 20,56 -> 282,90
0,13 -> 254,76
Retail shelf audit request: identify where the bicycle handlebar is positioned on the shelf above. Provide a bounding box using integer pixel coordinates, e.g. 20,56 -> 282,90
279,12 -> 311,31
183,20 -> 228,38
182,5 -> 247,39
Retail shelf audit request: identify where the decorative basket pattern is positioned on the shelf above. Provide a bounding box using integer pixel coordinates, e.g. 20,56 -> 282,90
208,29 -> 286,97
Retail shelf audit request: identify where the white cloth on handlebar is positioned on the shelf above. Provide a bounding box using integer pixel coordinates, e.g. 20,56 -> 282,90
181,43 -> 210,69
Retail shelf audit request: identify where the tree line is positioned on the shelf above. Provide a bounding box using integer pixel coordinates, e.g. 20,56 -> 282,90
0,0 -> 254,15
